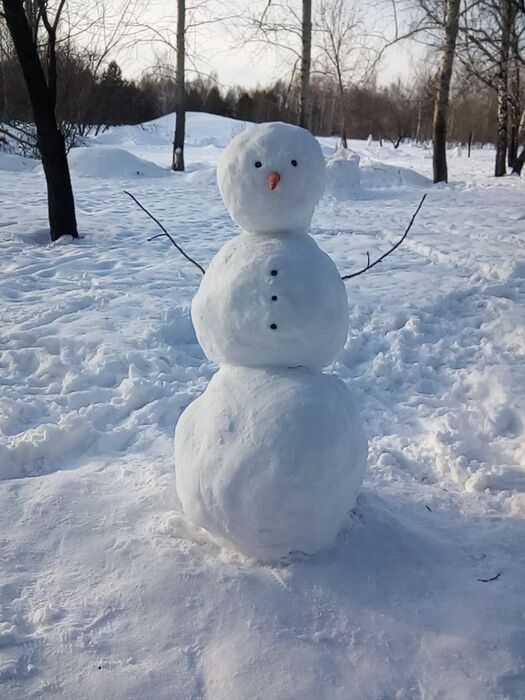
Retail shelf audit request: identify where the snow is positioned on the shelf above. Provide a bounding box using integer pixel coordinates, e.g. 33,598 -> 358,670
325,148 -> 361,199
1,112 -> 525,698
325,147 -> 430,199
0,151 -> 38,173
176,366 -> 367,560
67,146 -> 170,179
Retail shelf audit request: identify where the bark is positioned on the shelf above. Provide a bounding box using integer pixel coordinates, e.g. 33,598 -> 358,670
432,0 -> 460,184
512,146 -> 525,175
172,0 -> 185,171
2,0 -> 78,241
416,100 -> 422,143
495,0 -> 512,177
507,30 -> 520,169
299,0 -> 312,130
338,84 -> 348,148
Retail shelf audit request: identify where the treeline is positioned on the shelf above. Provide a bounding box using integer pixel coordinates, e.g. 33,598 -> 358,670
0,49 -> 497,152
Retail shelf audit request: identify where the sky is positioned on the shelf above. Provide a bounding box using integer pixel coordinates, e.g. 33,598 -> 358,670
108,0 -> 422,91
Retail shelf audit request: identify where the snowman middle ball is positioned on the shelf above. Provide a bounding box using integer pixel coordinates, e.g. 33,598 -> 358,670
192,232 -> 349,369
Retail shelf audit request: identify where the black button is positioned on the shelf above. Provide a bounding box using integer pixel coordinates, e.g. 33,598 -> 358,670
270,323 -> 277,330
271,295 -> 278,301
270,269 -> 278,276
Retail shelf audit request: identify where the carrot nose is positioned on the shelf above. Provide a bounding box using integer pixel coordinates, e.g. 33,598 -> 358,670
268,172 -> 281,190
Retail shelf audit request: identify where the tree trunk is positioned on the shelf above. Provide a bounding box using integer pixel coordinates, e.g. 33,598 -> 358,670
512,147 -> 525,175
507,31 -> 520,169
172,0 -> 185,171
432,0 -> 460,184
495,0 -> 512,177
299,0 -> 312,130
2,0 -> 78,241
416,100 -> 422,143
339,87 -> 348,149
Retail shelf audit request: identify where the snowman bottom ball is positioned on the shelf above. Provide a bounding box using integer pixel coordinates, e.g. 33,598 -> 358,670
175,365 -> 367,561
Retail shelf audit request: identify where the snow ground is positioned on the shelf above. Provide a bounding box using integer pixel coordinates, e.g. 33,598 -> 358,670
1,112 -> 524,699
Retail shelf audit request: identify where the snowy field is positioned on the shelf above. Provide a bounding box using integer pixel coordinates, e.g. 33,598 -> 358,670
1,112 -> 524,699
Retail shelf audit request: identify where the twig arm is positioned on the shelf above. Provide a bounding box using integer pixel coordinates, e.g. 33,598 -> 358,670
342,194 -> 427,281
123,191 -> 205,275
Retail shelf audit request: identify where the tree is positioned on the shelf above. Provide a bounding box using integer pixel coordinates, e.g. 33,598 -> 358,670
317,0 -> 362,148
507,19 -> 521,167
241,0 -> 313,127
300,0 -> 312,128
133,0 -> 219,172
458,0 -> 525,176
433,0 -> 461,182
495,0 -> 514,175
172,0 -> 185,171
1,0 -> 78,241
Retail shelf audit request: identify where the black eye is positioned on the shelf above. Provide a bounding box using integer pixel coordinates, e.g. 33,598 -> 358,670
255,161 -> 262,168
291,159 -> 298,167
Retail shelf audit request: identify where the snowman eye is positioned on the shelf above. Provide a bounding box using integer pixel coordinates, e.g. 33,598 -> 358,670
254,161 -> 262,168
291,159 -> 298,167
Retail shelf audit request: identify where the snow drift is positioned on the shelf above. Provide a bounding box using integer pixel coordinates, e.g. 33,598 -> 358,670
67,146 -> 170,179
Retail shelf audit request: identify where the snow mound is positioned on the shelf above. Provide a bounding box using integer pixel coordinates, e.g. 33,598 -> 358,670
185,166 -> 217,186
325,148 -> 361,199
361,162 -> 430,188
92,124 -> 171,147
67,147 -> 170,178
91,113 -> 248,152
325,150 -> 429,198
0,151 -> 38,172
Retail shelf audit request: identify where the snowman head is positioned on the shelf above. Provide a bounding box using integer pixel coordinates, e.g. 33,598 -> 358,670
217,122 -> 325,235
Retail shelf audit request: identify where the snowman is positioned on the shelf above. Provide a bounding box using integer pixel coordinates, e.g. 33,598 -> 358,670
174,122 -> 367,561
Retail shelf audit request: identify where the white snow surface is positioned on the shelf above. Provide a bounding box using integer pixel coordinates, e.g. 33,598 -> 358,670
67,146 -> 170,179
176,366 -> 367,560
1,112 -> 525,698
0,151 -> 38,173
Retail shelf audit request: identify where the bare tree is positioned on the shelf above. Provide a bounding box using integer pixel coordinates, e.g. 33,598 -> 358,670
494,0 -> 514,175
132,1 -> 226,172
300,0 -> 312,127
511,101 -> 525,173
1,0 -> 78,241
172,0 -> 185,170
507,18 -> 521,166
433,0 -> 461,182
459,0 -> 525,176
317,0 -> 363,148
237,1 -> 317,127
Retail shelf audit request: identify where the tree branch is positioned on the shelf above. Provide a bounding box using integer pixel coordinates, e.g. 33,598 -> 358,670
123,191 -> 205,275
342,194 -> 427,281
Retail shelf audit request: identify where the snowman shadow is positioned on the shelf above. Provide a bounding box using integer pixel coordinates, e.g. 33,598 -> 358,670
170,483 -> 525,700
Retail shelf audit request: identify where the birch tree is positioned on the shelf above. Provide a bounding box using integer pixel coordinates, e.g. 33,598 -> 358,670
494,0 -> 513,175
